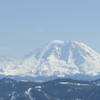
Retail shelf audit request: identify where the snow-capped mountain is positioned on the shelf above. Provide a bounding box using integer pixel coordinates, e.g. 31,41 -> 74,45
0,40 -> 100,81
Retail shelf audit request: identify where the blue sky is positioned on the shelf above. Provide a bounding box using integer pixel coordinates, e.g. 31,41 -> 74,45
0,0 -> 100,58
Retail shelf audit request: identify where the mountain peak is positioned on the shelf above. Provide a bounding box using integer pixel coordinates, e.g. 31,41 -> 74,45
49,40 -> 90,50
50,40 -> 64,44
0,40 -> 100,81
33,40 -> 98,60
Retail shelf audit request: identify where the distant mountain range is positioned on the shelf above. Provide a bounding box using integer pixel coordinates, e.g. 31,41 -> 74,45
0,40 -> 100,100
0,78 -> 100,100
0,40 -> 100,81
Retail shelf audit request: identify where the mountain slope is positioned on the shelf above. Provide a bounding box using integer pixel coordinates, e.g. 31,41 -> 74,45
0,40 -> 100,81
0,78 -> 100,100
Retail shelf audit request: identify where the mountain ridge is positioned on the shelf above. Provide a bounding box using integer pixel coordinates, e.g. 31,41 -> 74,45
0,78 -> 100,100
0,40 -> 100,81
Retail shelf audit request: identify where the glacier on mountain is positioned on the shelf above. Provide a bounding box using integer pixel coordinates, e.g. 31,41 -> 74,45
0,40 -> 100,81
